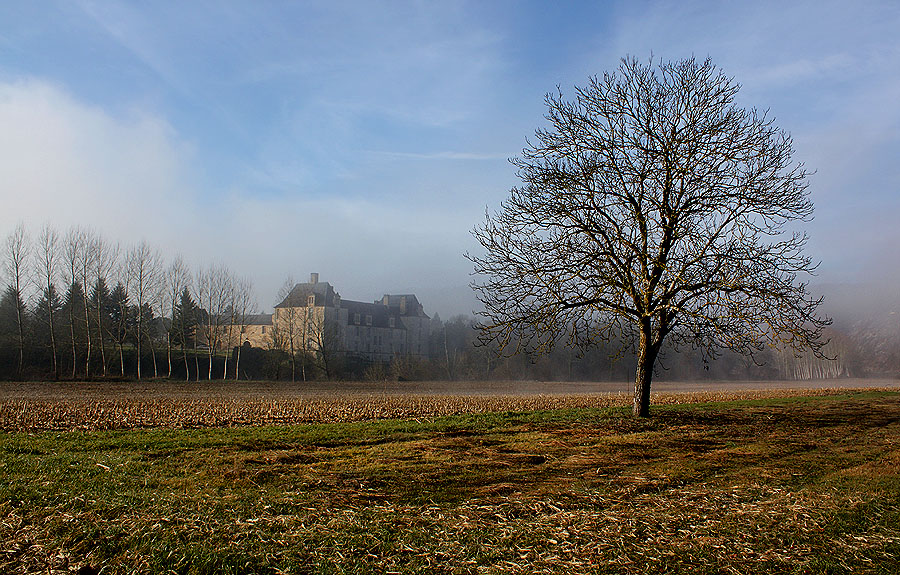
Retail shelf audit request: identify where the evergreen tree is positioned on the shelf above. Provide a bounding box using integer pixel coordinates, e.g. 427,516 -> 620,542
172,287 -> 199,381
90,277 -> 113,376
108,281 -> 132,376
0,284 -> 29,376
0,286 -> 27,376
139,302 -> 159,378
62,281 -> 87,378
32,284 -> 63,376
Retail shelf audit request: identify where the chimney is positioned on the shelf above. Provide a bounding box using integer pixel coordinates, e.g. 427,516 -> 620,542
310,272 -> 319,284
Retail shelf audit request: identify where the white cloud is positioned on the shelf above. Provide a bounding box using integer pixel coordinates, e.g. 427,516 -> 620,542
0,79 -> 198,250
365,150 -> 507,161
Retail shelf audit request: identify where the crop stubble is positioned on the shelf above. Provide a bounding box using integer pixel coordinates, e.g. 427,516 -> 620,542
2,380 -> 898,431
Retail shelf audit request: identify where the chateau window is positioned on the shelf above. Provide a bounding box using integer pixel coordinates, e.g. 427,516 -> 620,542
365,315 -> 372,326
262,326 -> 266,334
389,317 -> 395,328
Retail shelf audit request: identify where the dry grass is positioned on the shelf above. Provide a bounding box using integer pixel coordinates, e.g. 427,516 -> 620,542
1,388 -> 898,574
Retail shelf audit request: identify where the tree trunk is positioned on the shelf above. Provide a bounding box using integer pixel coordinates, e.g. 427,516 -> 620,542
166,332 -> 172,379
148,333 -> 158,378
69,308 -> 77,379
632,318 -> 660,418
444,327 -> 453,380
14,297 -> 25,375
289,336 -> 296,383
83,295 -> 92,378
223,325 -> 232,380
136,316 -> 142,380
182,342 -> 189,382
48,299 -> 58,379
96,302 -> 107,377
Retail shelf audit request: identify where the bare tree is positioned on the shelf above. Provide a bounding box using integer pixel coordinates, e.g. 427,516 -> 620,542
306,309 -> 341,379
163,256 -> 191,379
221,278 -> 237,380
76,229 -> 99,377
126,241 -> 161,380
4,223 -> 31,375
145,255 -> 166,379
63,227 -> 86,378
91,236 -> 118,376
273,278 -> 300,382
196,264 -> 233,380
469,56 -> 830,417
232,276 -> 255,380
36,224 -> 61,378
109,277 -> 130,377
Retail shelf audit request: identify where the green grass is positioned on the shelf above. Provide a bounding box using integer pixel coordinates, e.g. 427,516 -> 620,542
2,392 -> 899,574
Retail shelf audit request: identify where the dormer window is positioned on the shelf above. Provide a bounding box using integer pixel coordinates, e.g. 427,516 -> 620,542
389,317 -> 395,328
354,313 -> 360,324
365,315 -> 372,326
307,295 -> 315,307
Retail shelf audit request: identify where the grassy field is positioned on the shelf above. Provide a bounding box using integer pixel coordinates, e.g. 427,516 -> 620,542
1,390 -> 899,574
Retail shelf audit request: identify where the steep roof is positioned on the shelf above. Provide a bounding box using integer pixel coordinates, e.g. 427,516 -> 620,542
274,281 -> 339,308
378,294 -> 428,317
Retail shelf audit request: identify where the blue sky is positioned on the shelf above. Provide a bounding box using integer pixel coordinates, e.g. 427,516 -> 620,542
1,1 -> 898,317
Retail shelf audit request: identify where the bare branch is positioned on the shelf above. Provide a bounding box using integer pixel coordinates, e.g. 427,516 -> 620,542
469,56 -> 830,417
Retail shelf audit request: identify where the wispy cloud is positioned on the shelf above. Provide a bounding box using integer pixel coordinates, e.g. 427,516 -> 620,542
75,1 -> 185,97
365,150 -> 507,161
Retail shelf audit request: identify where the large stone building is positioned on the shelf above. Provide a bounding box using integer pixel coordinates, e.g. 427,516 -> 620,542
271,273 -> 431,362
216,314 -> 273,350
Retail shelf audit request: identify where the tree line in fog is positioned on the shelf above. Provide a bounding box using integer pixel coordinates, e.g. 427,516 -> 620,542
0,222 -> 250,381
0,222 -> 896,382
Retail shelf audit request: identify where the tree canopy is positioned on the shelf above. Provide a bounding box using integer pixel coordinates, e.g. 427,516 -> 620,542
470,56 -> 830,416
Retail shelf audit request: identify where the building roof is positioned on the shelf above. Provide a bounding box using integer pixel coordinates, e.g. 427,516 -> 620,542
378,294 -> 427,317
274,274 -> 430,322
274,280 -> 339,308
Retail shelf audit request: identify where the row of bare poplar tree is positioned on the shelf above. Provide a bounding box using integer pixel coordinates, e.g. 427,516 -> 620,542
0,222 -> 255,381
